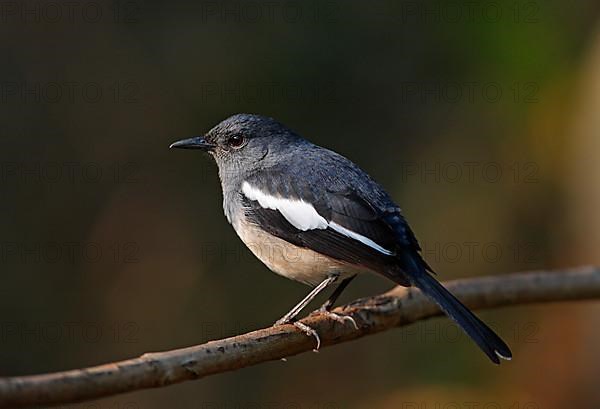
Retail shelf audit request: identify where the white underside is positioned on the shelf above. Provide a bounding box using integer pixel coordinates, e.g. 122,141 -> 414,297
233,218 -> 366,286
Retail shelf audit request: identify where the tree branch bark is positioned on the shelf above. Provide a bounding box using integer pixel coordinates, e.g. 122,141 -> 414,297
1,266 -> 599,408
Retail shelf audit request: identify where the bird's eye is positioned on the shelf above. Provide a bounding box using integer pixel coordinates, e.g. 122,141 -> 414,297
228,135 -> 245,148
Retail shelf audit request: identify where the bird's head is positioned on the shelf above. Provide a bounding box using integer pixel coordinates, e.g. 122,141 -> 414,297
170,114 -> 304,178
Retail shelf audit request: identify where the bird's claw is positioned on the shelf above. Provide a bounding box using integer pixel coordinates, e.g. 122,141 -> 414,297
314,309 -> 359,330
292,321 -> 321,351
274,319 -> 321,351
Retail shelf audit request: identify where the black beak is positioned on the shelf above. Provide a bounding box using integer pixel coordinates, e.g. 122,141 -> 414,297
169,136 -> 216,151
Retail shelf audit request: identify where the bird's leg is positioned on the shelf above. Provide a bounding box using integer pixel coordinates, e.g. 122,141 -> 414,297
319,274 -> 356,312
274,274 -> 340,351
313,275 -> 359,329
275,274 -> 339,325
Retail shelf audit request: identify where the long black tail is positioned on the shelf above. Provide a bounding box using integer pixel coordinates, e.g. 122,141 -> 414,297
396,253 -> 512,364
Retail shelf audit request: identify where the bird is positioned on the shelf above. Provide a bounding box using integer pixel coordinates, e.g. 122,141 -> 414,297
170,113 -> 512,364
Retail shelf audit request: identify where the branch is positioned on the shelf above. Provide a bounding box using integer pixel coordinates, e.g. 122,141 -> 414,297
1,266 -> 599,408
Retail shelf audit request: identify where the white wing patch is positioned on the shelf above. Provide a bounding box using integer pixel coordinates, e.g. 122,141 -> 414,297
241,182 -> 327,231
241,181 -> 394,256
329,221 -> 394,256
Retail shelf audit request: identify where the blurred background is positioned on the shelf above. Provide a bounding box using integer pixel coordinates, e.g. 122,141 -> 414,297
2,0 -> 600,408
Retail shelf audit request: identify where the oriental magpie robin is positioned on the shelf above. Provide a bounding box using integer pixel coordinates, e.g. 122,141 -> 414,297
170,114 -> 512,364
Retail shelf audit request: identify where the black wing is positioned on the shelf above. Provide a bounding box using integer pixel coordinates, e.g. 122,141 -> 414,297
241,155 -> 425,283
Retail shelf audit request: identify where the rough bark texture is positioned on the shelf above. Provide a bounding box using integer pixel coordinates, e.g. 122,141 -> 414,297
1,266 -> 599,408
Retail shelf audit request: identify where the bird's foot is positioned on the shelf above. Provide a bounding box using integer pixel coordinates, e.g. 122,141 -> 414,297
292,321 -> 321,351
274,318 -> 321,351
313,307 -> 358,330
